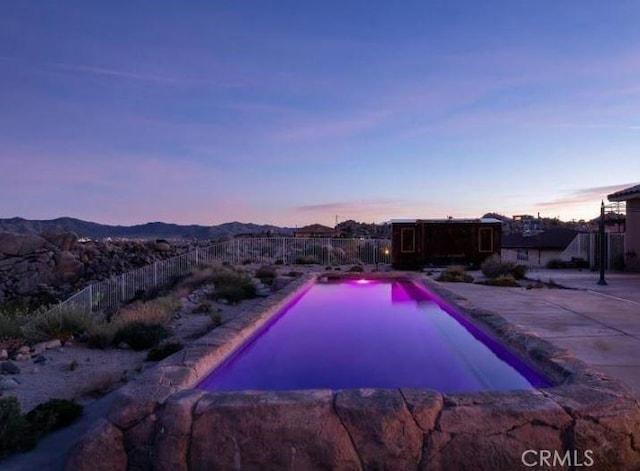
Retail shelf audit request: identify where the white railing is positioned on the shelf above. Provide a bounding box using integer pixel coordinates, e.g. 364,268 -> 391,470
42,237 -> 391,317
561,233 -> 625,269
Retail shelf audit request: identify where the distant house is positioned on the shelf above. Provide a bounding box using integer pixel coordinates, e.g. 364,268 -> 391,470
608,184 -> 640,271
501,228 -> 579,267
293,224 -> 337,238
390,218 -> 502,269
512,214 -> 541,234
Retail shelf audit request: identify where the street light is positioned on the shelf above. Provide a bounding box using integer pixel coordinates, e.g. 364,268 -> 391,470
597,200 -> 607,286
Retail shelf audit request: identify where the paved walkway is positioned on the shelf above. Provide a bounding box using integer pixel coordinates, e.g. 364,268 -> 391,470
436,270 -> 640,396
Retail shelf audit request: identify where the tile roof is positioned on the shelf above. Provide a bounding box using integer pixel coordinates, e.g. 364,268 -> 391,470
501,228 -> 579,250
608,184 -> 640,201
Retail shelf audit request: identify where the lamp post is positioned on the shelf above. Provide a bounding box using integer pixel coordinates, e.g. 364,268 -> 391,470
597,200 -> 607,286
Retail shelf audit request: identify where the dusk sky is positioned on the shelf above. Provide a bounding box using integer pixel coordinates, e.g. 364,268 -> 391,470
1,1 -> 639,227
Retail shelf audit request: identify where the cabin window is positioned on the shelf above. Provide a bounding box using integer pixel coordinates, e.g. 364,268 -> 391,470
517,249 -> 528,261
400,228 -> 415,253
478,228 -> 493,253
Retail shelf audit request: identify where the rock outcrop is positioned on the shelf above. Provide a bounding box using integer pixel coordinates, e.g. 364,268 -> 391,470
0,230 -> 192,308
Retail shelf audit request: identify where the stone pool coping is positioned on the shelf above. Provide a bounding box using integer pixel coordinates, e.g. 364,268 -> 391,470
65,272 -> 640,470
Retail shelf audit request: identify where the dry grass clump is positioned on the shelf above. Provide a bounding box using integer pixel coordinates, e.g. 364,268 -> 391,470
116,295 -> 180,325
255,265 -> 277,285
476,274 -> 521,287
437,265 -> 474,283
178,264 -> 222,291
480,255 -> 528,280
21,307 -> 95,343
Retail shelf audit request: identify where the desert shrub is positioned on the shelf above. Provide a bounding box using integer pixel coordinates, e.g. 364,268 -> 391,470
274,259 -> 284,265
294,255 -> 317,265
113,322 -> 169,351
146,342 -> 183,361
84,322 -> 121,349
25,399 -> 83,438
241,258 -> 253,265
333,267 -> 341,271
325,266 -> 333,271
210,269 -> 257,303
213,285 -> 256,304
0,310 -> 30,340
0,396 -> 35,457
116,295 -> 180,326
179,266 -> 219,291
546,258 -> 564,269
480,256 -> 527,280
526,281 -> 545,290
287,271 -> 303,277
255,265 -> 277,285
437,266 -> 474,283
477,274 -> 521,287
347,265 -> 364,273
0,397 -> 82,457
481,255 -> 511,278
21,307 -> 95,343
510,264 -> 528,280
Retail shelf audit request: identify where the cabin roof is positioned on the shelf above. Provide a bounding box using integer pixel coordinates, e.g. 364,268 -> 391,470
389,218 -> 502,224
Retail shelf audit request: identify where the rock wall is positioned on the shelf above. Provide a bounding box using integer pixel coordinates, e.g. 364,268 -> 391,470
0,230 -> 192,308
65,384 -> 640,471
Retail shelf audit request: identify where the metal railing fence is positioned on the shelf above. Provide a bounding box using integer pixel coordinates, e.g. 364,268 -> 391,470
43,237 -> 391,317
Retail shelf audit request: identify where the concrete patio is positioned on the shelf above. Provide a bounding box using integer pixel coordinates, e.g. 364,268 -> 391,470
435,269 -> 640,395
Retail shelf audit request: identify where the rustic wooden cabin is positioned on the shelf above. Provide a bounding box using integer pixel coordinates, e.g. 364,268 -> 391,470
391,218 -> 502,269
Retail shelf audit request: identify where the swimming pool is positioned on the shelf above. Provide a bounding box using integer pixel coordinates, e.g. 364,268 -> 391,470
198,278 -> 551,392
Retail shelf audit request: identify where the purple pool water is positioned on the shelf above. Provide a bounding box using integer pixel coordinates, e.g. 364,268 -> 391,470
198,279 -> 552,392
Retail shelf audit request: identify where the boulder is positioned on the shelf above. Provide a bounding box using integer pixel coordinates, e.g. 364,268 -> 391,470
190,390 -> 361,470
1,361 -> 21,374
334,389 -> 423,470
155,241 -> 171,252
41,230 -> 78,251
65,419 -> 127,471
154,389 -> 206,471
0,231 -> 50,256
272,275 -> 293,291
0,377 -> 19,390
53,251 -> 84,281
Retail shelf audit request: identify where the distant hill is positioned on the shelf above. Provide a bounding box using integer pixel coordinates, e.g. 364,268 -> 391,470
0,217 -> 293,240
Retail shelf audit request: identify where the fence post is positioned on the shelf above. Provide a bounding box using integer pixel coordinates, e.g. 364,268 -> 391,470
88,284 -> 93,313
121,273 -> 126,301
195,247 -> 199,266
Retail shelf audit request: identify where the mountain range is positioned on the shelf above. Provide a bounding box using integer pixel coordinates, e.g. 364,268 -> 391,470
0,217 -> 293,240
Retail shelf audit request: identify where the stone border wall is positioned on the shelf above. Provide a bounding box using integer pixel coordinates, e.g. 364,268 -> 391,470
65,273 -> 640,471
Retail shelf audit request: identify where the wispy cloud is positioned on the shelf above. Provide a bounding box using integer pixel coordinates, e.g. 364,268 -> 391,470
49,62 -> 184,84
1,55 -> 247,87
537,183 -> 639,208
551,123 -> 640,131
